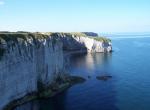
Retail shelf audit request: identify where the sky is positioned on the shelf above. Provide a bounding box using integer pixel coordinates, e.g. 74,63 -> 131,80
0,0 -> 150,33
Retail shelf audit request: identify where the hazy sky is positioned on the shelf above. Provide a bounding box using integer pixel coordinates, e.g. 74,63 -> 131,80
0,0 -> 150,33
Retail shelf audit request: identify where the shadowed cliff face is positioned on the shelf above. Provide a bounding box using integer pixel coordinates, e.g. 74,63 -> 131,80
0,32 -> 112,110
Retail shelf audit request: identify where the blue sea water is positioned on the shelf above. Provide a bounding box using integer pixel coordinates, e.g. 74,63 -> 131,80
15,35 -> 150,110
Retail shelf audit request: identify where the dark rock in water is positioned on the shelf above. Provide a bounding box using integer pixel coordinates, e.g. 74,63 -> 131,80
88,76 -> 91,79
96,75 -> 112,81
68,76 -> 86,85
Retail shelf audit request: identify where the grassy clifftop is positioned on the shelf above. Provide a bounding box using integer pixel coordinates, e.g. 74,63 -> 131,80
0,32 -> 49,42
91,37 -> 111,42
42,32 -> 111,42
0,32 -> 50,60
43,32 -> 87,37
0,32 -> 111,43
0,32 -> 111,60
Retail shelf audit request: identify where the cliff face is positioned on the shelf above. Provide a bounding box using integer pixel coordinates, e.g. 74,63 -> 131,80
0,32 -> 112,109
58,33 -> 112,52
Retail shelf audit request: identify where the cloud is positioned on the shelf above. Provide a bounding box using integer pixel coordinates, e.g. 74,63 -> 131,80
0,1 -> 4,5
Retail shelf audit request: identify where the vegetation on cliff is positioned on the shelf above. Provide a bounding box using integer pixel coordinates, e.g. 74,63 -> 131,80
0,32 -> 51,40
0,32 -> 110,42
92,37 -> 111,43
44,32 -> 87,37
0,32 -> 51,60
45,32 -> 111,42
83,32 -> 98,37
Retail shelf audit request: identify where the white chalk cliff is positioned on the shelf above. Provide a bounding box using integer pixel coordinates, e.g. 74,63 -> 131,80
0,32 -> 112,109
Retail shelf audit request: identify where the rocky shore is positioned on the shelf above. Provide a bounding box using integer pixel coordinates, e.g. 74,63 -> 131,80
4,75 -> 86,110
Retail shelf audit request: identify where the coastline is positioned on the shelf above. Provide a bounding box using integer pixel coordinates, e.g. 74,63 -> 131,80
4,76 -> 86,110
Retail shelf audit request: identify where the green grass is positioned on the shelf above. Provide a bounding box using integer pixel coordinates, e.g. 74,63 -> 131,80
91,37 -> 111,43
0,32 -> 110,42
42,32 -> 87,37
0,32 -> 50,41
